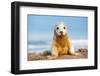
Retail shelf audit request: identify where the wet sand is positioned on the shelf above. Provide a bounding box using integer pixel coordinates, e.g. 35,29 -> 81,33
28,48 -> 88,61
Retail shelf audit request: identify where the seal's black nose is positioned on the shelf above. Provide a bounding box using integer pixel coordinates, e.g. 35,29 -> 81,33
60,31 -> 63,34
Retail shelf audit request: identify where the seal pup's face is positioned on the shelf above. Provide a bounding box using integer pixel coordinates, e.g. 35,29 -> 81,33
54,22 -> 67,36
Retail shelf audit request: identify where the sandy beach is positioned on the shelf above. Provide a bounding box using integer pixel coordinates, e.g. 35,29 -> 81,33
28,48 -> 88,61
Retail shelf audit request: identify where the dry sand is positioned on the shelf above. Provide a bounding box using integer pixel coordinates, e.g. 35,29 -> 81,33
28,48 -> 88,61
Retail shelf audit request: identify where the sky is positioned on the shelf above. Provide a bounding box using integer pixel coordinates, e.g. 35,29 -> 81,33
28,15 -> 88,42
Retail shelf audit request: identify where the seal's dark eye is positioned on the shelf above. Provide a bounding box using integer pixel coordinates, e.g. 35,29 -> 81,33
63,27 -> 66,29
56,27 -> 59,30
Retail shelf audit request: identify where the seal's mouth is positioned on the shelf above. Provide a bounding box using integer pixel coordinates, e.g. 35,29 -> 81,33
58,34 -> 65,38
60,33 -> 64,36
59,32 -> 65,36
55,31 -> 66,37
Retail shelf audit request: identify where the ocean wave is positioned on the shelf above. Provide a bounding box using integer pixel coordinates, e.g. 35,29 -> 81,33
28,39 -> 88,52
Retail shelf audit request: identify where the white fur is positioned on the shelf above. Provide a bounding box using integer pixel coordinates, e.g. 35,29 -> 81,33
55,22 -> 67,36
49,22 -> 79,59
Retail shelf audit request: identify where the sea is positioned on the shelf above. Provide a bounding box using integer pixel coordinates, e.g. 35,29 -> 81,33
28,39 -> 88,53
